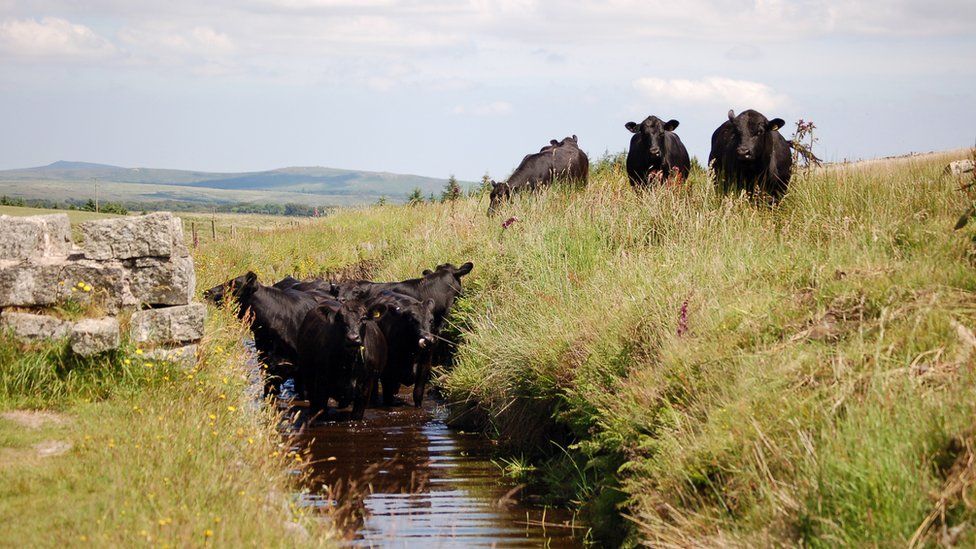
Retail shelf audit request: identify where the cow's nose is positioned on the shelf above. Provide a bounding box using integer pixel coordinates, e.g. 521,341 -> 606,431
650,148 -> 661,157
347,335 -> 362,347
418,337 -> 431,349
737,148 -> 752,158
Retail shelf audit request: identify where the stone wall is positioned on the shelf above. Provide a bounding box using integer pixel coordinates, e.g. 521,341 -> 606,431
0,212 -> 203,362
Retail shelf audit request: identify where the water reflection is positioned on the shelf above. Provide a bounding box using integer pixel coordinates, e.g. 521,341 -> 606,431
295,393 -> 586,548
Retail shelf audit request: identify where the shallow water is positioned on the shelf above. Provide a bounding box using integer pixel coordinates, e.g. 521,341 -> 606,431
294,392 -> 586,548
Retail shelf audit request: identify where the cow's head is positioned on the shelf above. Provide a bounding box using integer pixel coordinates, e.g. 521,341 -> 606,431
488,180 -> 510,215
431,262 -> 473,279
376,292 -> 437,349
327,298 -> 387,350
626,116 -> 678,163
727,109 -> 785,162
203,271 -> 259,306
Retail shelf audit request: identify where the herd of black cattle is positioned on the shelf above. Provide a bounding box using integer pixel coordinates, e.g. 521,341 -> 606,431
204,263 -> 474,420
204,107 -> 793,421
488,108 -> 793,213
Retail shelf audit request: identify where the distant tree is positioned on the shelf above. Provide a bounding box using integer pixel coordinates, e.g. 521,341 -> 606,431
428,193 -> 437,203
407,187 -> 424,206
0,195 -> 25,207
375,196 -> 388,206
441,175 -> 462,202
100,202 -> 128,215
81,199 -> 97,212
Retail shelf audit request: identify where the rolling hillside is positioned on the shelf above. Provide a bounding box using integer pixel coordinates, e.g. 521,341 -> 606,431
0,161 -> 471,209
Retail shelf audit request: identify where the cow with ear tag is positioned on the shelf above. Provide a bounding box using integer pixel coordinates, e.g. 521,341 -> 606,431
295,297 -> 388,420
709,109 -> 792,202
330,262 -> 475,405
355,291 -> 438,406
624,116 -> 691,188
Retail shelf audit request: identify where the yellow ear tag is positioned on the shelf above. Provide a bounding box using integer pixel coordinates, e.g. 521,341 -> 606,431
372,310 -> 381,318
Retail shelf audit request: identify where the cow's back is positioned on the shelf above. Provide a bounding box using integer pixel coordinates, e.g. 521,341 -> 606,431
508,151 -> 552,190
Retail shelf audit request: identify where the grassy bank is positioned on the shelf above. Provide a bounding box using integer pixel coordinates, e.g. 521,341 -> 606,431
194,150 -> 976,546
0,304 -> 330,546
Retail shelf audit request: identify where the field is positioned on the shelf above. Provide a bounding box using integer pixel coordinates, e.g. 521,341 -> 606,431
2,149 -> 975,546
0,161 -> 470,209
193,149 -> 976,546
0,204 -> 322,247
0,205 -> 122,223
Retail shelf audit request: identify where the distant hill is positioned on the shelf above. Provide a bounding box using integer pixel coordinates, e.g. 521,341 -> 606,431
0,161 -> 473,210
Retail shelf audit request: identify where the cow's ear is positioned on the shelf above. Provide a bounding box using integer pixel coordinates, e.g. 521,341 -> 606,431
625,122 -> 639,133
456,262 -> 473,277
422,269 -> 433,276
369,303 -> 387,319
728,109 -> 736,121
424,298 -> 435,311
768,118 -> 785,132
664,119 -> 679,131
550,139 -> 559,146
244,271 -> 258,287
490,179 -> 498,189
571,134 -> 577,142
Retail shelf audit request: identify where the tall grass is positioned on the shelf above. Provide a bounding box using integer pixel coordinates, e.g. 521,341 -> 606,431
194,151 -> 976,546
0,308 -> 331,546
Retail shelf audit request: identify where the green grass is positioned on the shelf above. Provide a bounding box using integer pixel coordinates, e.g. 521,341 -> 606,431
193,149 -> 976,546
0,204 -> 122,223
0,308 -> 332,547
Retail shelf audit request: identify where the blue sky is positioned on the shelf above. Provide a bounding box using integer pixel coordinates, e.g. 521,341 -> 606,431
0,0 -> 973,181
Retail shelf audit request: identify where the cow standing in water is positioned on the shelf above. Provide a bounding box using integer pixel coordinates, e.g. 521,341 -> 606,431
624,116 -> 691,188
709,109 -> 792,202
488,135 -> 589,214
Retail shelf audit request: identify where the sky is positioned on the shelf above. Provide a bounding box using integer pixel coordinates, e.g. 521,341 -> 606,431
0,0 -> 973,181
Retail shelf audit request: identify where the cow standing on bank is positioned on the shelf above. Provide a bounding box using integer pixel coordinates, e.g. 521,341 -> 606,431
709,109 -> 792,202
488,136 -> 589,214
625,116 -> 691,188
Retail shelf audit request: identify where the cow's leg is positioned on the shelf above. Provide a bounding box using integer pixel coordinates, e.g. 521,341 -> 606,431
413,354 -> 432,407
351,373 -> 375,420
381,372 -> 400,406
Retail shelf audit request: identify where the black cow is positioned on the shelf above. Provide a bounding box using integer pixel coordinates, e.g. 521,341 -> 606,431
203,272 -> 318,396
295,297 -> 388,420
364,291 -> 436,406
332,262 -> 474,405
489,136 -> 589,214
709,109 -> 792,202
272,275 -> 301,290
625,116 -> 691,188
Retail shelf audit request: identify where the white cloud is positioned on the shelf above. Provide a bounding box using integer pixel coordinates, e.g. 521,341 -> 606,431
119,25 -> 235,58
634,76 -> 789,112
0,17 -> 116,59
451,101 -> 513,116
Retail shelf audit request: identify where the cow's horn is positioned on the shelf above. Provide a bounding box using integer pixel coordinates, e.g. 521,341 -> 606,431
728,109 -> 735,121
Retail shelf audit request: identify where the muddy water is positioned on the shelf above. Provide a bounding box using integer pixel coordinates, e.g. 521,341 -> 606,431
294,391 -> 587,547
